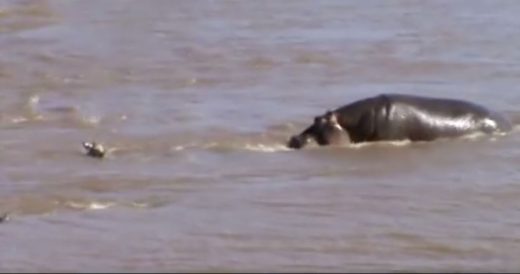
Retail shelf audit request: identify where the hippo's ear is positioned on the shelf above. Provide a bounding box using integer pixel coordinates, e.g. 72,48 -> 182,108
324,110 -> 334,121
325,110 -> 337,123
314,116 -> 325,125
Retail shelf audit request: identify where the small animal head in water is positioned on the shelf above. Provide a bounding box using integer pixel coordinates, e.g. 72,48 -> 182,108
82,141 -> 106,158
287,111 -> 346,149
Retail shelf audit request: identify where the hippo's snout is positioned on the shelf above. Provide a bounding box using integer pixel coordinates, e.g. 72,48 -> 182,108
287,135 -> 307,149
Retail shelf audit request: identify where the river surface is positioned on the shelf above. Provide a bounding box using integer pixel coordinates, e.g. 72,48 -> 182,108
1,0 -> 520,272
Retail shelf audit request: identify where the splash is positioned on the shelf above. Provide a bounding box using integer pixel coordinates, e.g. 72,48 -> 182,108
171,142 -> 213,152
8,114 -> 44,124
170,141 -> 291,153
82,115 -> 101,126
345,139 -> 413,149
10,116 -> 29,124
88,202 -> 114,210
52,198 -> 155,213
243,143 -> 292,152
173,145 -> 185,151
459,131 -> 489,140
28,95 -> 40,108
65,201 -> 115,211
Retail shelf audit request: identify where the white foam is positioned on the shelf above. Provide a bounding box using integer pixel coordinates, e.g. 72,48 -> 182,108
244,143 -> 292,152
88,202 -> 114,210
10,116 -> 28,124
28,95 -> 40,106
82,115 -> 100,125
9,114 -> 44,124
459,131 -> 488,140
66,201 -> 115,210
344,139 -> 413,149
171,142 -> 210,151
173,145 -> 185,151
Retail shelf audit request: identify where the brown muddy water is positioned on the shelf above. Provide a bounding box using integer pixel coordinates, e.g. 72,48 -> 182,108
2,0 -> 520,272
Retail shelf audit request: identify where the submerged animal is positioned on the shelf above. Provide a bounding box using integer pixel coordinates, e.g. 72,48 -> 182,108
82,141 -> 106,158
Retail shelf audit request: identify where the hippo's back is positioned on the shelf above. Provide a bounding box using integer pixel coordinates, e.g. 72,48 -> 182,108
377,94 -> 512,141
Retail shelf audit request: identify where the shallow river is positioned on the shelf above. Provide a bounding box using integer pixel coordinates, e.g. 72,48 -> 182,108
1,0 -> 520,272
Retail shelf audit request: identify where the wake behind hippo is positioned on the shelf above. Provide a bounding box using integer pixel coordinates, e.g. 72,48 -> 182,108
288,94 -> 513,149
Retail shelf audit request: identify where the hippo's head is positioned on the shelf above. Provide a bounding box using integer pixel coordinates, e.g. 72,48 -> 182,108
287,111 -> 346,149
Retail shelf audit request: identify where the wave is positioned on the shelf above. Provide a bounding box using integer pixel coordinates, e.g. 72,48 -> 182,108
243,143 -> 293,152
63,200 -> 152,211
0,94 -> 102,129
95,128 -> 510,158
64,201 -> 116,211
0,197 -> 155,219
168,141 -> 291,153
164,139 -> 418,154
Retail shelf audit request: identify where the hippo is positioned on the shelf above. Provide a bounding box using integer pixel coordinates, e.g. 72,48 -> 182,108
288,93 -> 513,149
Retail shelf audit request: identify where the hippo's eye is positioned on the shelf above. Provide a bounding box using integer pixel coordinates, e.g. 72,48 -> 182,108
324,111 -> 334,121
314,116 -> 326,126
